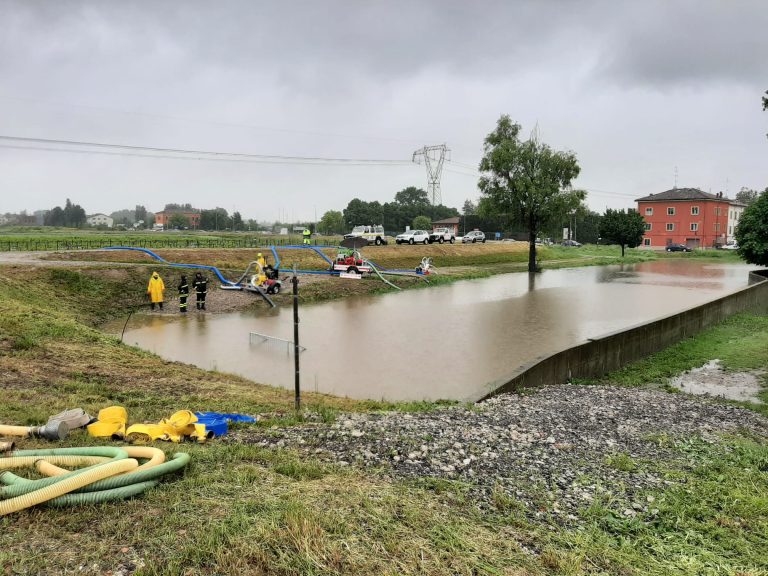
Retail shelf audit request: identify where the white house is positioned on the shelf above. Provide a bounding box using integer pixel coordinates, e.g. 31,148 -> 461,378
727,201 -> 746,244
86,213 -> 114,228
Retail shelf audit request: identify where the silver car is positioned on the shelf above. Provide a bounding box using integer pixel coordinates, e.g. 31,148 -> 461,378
462,230 -> 486,243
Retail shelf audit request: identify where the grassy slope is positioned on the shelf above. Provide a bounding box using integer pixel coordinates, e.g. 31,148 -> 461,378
1,260 -> 766,575
585,313 -> 768,417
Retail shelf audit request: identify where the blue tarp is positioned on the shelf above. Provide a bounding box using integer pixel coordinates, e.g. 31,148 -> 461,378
194,411 -> 258,437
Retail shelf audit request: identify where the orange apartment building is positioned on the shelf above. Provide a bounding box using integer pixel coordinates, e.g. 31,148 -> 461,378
635,188 -> 736,249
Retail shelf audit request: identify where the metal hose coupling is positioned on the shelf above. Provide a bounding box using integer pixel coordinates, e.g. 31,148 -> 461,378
30,421 -> 69,441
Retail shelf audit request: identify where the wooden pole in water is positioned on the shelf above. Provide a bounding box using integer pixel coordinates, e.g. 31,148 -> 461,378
292,265 -> 301,411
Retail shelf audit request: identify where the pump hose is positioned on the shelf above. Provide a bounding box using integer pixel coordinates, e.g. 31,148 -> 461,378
0,447 -> 189,515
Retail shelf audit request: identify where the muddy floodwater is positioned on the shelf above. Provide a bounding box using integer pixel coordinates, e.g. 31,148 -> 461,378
111,260 -> 756,401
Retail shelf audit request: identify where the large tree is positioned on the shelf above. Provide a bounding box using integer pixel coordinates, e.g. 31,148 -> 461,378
200,208 -> 229,230
599,208 -> 645,257
478,116 -> 582,272
412,215 -> 432,230
342,199 -> 383,231
134,205 -> 147,226
318,210 -> 344,235
734,189 -> 768,266
168,213 -> 190,229
736,187 -> 759,206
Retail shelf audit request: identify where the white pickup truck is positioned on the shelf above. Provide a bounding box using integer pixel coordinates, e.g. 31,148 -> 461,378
428,227 -> 455,244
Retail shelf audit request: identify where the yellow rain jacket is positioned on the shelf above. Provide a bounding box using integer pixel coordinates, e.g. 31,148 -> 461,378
147,272 -> 165,303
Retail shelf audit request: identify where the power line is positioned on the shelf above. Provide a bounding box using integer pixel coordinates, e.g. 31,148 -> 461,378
0,135 -> 413,166
0,144 -> 417,168
0,94 -> 429,146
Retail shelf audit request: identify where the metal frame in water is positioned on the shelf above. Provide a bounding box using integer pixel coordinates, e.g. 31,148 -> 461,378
249,332 -> 306,354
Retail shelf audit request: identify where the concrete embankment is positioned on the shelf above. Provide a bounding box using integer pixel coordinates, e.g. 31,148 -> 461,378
483,270 -> 768,399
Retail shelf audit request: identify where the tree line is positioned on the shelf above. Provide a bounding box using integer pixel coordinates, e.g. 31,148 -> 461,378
316,187 -> 460,235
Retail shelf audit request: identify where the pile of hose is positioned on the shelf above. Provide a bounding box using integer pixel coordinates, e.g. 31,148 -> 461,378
0,446 -> 190,516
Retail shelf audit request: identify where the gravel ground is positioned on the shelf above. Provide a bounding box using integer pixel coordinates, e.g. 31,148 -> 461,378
232,384 -> 768,524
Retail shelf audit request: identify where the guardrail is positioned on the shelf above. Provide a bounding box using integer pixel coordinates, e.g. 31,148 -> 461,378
0,237 -> 338,252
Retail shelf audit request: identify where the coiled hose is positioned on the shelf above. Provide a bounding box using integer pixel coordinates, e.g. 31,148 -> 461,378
0,446 -> 190,515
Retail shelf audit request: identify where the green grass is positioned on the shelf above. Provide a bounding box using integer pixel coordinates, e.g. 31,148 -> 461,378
579,312 -> 768,417
535,436 -> 768,575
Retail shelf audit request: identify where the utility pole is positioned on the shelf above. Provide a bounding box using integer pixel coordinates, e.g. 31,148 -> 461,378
412,144 -> 450,206
292,265 -> 301,411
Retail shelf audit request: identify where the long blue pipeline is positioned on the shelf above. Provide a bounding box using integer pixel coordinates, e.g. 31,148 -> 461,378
103,247 -> 239,285
103,245 -> 340,282
102,245 -> 420,280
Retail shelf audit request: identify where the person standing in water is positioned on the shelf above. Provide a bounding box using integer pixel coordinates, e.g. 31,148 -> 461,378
147,271 -> 165,311
178,275 -> 189,313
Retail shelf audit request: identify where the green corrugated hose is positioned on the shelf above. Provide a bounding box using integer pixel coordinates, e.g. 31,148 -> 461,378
0,447 -> 190,515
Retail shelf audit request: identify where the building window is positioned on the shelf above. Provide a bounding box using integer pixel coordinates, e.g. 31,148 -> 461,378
645,207 -> 653,216
644,223 -> 652,231
691,206 -> 699,215
667,207 -> 675,215
729,226 -> 732,235
643,238 -> 651,246
714,223 -> 720,232
690,223 -> 698,232
666,223 -> 674,231
715,207 -> 721,216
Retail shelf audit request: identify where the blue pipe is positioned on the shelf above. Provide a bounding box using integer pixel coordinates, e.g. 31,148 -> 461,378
102,247 -> 238,285
270,246 -> 280,269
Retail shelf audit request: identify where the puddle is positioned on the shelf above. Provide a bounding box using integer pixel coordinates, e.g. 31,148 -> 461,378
669,360 -> 765,404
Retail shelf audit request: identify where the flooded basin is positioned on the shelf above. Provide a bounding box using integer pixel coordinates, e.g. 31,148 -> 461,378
112,260 -> 756,401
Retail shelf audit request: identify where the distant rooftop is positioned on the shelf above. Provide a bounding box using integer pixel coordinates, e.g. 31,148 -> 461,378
432,216 -> 460,224
635,188 -> 730,202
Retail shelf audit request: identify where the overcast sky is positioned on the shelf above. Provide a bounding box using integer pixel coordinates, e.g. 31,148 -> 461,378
1,0 -> 766,222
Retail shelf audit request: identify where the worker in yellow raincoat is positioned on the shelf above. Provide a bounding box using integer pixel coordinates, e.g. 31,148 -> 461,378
303,228 -> 311,245
256,252 -> 267,269
147,271 -> 165,310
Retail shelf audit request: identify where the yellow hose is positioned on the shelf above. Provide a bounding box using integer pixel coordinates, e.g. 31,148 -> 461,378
0,458 -> 138,516
0,424 -> 35,437
0,455 -> 110,470
36,447 -> 166,477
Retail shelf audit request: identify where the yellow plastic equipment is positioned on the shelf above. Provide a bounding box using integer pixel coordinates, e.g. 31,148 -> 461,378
87,406 -> 128,439
125,411 -> 208,444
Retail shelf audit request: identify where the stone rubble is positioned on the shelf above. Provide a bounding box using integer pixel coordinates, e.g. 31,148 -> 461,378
231,384 -> 768,524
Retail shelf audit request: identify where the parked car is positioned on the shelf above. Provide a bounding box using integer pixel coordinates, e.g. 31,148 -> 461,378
721,242 -> 739,251
428,227 -> 455,244
665,243 -> 692,252
561,239 -> 582,247
462,230 -> 486,243
396,230 -> 430,245
344,225 -> 388,245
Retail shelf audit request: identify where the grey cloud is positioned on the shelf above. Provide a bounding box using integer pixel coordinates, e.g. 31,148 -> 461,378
598,0 -> 768,88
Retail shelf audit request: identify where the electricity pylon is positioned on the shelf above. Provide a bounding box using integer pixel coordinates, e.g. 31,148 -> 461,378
412,144 -> 450,206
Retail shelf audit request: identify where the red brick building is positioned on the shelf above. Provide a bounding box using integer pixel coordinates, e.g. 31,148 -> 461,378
635,188 -> 732,249
154,210 -> 201,229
